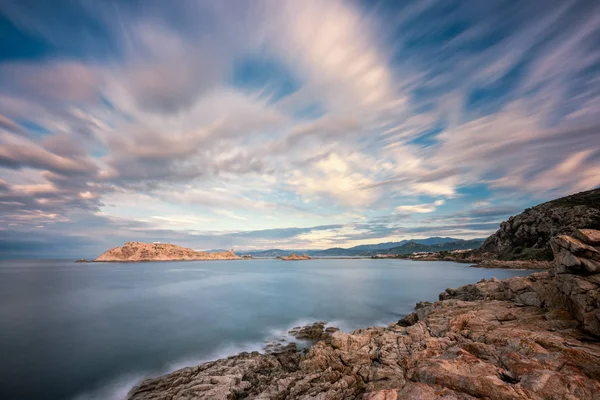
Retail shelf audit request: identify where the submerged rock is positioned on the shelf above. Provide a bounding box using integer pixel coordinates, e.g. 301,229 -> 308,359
127,231 -> 600,400
287,321 -> 339,343
264,341 -> 298,355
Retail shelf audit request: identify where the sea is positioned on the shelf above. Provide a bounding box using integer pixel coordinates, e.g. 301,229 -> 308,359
0,258 -> 537,400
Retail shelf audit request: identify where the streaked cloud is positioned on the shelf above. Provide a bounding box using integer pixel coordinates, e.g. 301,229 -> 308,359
0,0 -> 599,257
396,200 -> 444,214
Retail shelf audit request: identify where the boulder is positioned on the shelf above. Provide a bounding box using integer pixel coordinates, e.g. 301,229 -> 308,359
551,232 -> 600,274
288,321 -> 332,342
574,229 -> 600,246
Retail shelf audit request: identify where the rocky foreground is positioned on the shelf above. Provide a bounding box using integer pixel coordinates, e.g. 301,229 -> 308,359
94,242 -> 239,262
127,229 -> 600,400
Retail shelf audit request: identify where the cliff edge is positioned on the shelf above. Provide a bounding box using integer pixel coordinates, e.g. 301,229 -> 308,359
127,229 -> 600,399
94,242 -> 239,262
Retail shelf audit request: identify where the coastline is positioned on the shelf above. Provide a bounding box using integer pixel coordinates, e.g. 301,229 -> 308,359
127,272 -> 600,400
126,231 -> 600,400
469,259 -> 552,270
396,256 -> 552,270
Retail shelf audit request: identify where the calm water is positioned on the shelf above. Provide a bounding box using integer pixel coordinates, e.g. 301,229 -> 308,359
0,258 -> 536,400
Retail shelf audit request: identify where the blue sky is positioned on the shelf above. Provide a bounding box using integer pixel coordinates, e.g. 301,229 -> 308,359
1,0 -> 599,258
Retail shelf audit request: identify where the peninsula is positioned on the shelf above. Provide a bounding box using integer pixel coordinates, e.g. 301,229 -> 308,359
94,242 -> 240,262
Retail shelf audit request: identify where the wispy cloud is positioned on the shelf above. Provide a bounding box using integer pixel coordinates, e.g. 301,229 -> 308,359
0,0 -> 599,256
395,200 -> 444,214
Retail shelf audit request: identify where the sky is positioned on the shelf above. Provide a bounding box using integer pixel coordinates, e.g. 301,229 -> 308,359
1,0 -> 599,258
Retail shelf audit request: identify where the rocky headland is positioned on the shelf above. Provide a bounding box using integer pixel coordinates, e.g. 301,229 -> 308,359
390,189 -> 600,270
279,253 -> 312,261
480,188 -> 600,261
94,242 -> 240,262
127,229 -> 600,399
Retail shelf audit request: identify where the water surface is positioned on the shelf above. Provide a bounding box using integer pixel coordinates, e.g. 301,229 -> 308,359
0,258 -> 536,400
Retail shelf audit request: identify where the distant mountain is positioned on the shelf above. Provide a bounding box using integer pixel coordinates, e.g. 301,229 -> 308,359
238,237 -> 485,257
308,248 -> 365,257
239,249 -> 308,258
345,237 -> 460,251
345,241 -> 409,251
481,188 -> 600,260
385,239 -> 485,255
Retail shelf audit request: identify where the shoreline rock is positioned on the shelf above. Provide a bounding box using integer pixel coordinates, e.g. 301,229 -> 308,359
127,230 -> 600,400
94,242 -> 240,262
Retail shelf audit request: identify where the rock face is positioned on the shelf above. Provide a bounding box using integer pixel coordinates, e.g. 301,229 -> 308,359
94,242 -> 239,262
280,253 -> 312,261
480,188 -> 600,261
127,230 -> 600,400
551,231 -> 600,274
441,229 -> 600,337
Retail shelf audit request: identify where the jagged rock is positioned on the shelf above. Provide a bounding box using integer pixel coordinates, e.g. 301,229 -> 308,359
396,382 -> 479,399
439,231 -> 600,336
264,341 -> 298,355
575,229 -> 600,246
288,321 -> 334,342
551,232 -> 600,274
128,293 -> 600,400
398,312 -> 419,327
128,272 -> 600,399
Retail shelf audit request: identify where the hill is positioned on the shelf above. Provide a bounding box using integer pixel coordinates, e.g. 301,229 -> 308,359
240,249 -> 310,258
481,188 -> 600,260
95,242 -> 240,262
238,237 -> 485,257
386,239 -> 485,255
344,237 -> 466,252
